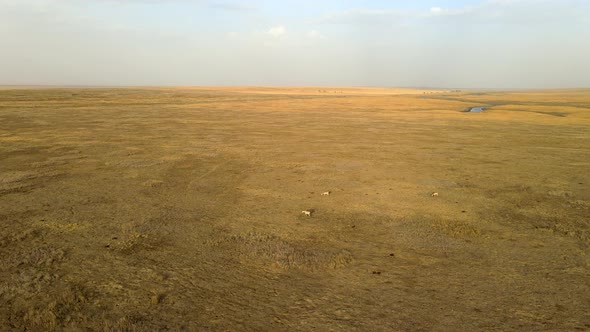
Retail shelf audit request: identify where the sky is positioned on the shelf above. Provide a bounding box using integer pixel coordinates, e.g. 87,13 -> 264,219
1,0 -> 589,88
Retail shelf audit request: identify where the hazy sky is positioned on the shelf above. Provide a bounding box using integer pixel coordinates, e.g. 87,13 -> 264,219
1,0 -> 589,88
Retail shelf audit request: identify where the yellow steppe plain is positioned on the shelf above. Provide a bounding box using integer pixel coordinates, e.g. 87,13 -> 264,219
0,87 -> 589,331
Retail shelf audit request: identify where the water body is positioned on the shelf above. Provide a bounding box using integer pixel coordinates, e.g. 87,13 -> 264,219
469,106 -> 486,112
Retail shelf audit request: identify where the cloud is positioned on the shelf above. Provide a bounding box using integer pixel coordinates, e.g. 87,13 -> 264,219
267,25 -> 285,37
425,0 -> 589,24
316,0 -> 589,28
424,5 -> 472,18
307,30 -> 323,39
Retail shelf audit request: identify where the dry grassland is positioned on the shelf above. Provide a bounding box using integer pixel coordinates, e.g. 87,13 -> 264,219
1,87 -> 589,331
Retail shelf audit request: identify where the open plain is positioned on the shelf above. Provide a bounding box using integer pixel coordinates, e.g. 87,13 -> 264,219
1,87 -> 589,331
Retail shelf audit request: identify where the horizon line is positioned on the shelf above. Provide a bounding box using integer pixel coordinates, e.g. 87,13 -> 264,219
1,84 -> 589,91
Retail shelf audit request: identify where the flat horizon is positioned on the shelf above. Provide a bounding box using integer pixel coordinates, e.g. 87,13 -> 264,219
1,85 -> 589,91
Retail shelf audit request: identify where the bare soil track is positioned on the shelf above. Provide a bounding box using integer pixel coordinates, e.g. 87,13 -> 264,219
1,87 -> 589,331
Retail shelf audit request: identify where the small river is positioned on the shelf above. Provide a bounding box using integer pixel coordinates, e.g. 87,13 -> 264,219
469,107 -> 485,112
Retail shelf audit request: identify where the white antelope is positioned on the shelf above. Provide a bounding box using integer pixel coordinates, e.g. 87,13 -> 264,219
431,192 -> 439,197
321,191 -> 331,196
301,210 -> 312,216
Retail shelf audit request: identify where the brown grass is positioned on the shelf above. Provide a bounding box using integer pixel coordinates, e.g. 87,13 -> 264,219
228,231 -> 354,270
1,87 -> 589,331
